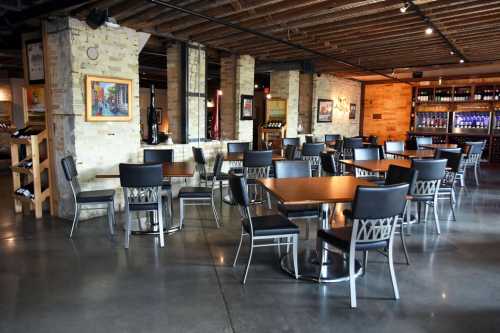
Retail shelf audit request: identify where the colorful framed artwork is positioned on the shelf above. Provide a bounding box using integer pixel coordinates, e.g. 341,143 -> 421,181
349,103 -> 356,119
85,75 -> 132,122
26,85 -> 46,113
266,98 -> 287,120
240,94 -> 254,120
317,99 -> 333,123
25,39 -> 45,84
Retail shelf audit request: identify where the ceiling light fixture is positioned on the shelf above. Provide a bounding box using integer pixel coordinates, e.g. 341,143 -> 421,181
459,59 -> 465,64
425,27 -> 433,35
450,51 -> 455,55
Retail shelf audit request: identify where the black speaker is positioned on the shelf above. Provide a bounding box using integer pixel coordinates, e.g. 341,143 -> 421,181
86,8 -> 107,29
412,71 -> 423,78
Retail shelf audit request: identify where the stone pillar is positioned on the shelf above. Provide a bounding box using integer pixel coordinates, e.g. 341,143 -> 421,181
270,70 -> 300,137
220,54 -> 255,142
298,73 -> 313,134
45,17 -> 142,218
186,44 -> 206,143
220,55 -> 236,139
167,43 -> 182,143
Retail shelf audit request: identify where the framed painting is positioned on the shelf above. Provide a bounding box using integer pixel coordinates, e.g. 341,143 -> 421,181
240,94 -> 254,120
26,85 -> 46,113
86,75 -> 132,121
349,103 -> 356,119
266,98 -> 287,120
25,39 -> 45,84
317,99 -> 333,123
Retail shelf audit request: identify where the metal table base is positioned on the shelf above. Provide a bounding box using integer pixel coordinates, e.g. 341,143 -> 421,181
280,248 -> 362,283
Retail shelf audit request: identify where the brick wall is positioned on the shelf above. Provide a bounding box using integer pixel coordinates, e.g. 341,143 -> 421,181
311,74 -> 361,140
167,43 -> 182,143
220,55 -> 236,139
235,55 -> 254,142
187,44 -> 206,142
46,17 -> 142,218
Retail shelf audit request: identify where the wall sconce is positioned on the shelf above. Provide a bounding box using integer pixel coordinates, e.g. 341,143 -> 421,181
0,85 -> 12,102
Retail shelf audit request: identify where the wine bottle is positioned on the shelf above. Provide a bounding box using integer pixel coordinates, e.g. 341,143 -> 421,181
147,84 -> 159,145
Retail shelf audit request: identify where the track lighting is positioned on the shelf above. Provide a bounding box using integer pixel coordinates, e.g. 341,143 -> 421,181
400,2 -> 410,13
425,27 -> 433,35
459,59 -> 465,64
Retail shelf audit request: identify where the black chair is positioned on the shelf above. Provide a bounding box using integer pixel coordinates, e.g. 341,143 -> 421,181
435,148 -> 461,158
284,144 -> 297,161
416,137 -> 433,149
301,143 -> 324,176
227,142 -> 250,153
119,163 -> 164,248
317,183 -> 409,308
409,159 -> 447,234
243,150 -> 273,208
384,165 -> 418,265
324,134 -> 341,143
144,149 -> 174,222
353,147 -> 382,179
230,173 -> 299,284
305,135 -> 314,143
320,151 -> 338,176
368,135 -> 378,146
274,160 -> 320,238
461,141 -> 484,186
179,153 -> 223,229
385,141 -> 405,159
343,137 -> 364,160
282,137 -> 300,147
62,156 -> 115,239
436,151 -> 462,221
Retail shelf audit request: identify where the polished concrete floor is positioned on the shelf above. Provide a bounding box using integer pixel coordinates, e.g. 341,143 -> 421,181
1,167 -> 500,333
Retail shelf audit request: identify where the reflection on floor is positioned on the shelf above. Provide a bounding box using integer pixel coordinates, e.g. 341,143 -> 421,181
1,166 -> 500,333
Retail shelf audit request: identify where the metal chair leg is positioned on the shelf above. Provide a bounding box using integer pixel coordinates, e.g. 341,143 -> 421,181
362,251 -> 368,276
69,203 -> 81,238
158,204 -> 165,248
242,239 -> 254,284
124,209 -> 132,249
400,219 -> 410,265
349,251 -> 357,308
388,240 -> 400,300
179,198 -> 184,230
211,195 -> 220,228
293,234 -> 299,279
474,164 -> 479,185
450,189 -> 457,221
433,197 -> 441,234
107,202 -> 114,236
233,227 -> 244,267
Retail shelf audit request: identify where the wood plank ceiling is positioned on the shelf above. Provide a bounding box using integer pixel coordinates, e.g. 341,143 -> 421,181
7,0 -> 500,78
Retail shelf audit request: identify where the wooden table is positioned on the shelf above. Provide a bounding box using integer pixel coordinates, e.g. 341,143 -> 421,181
224,152 -> 285,162
95,161 -> 194,178
420,143 -> 458,150
388,149 -> 436,159
339,159 -> 411,173
258,176 -> 373,283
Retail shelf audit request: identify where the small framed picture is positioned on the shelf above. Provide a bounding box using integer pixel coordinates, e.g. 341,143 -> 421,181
317,99 -> 333,123
240,94 -> 254,120
25,39 -> 45,84
349,103 -> 356,119
86,75 -> 132,122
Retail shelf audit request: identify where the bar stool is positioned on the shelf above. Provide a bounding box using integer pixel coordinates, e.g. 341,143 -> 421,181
317,183 -> 409,308
230,173 -> 299,284
119,163 -> 164,248
178,153 -> 223,229
61,156 -> 115,239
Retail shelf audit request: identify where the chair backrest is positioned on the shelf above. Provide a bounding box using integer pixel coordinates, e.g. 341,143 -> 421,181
227,142 -> 250,153
305,135 -> 314,143
324,134 -> 341,142
437,150 -> 462,173
344,137 -> 364,149
119,163 -> 163,188
435,148 -> 461,158
411,159 -> 447,196
212,153 -> 225,179
465,141 -> 484,155
333,139 -> 344,151
320,152 -> 337,175
274,160 -> 311,178
301,143 -> 324,156
283,137 -> 300,147
192,146 -> 206,165
229,173 -> 250,208
385,141 -> 405,152
143,149 -> 174,164
368,135 -> 378,145
243,150 -> 272,179
61,155 -> 80,196
416,136 -> 433,149
384,165 -> 418,194
353,147 -> 380,161
351,184 -> 409,244
284,144 -> 297,160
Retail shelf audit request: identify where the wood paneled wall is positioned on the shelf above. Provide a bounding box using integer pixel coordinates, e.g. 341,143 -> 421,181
363,83 -> 412,143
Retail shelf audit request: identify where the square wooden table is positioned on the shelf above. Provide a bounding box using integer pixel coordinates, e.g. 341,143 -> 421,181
420,143 -> 458,150
258,176 -> 374,283
388,149 -> 436,159
339,159 -> 411,173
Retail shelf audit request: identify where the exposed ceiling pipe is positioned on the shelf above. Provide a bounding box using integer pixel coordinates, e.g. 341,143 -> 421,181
149,0 -> 409,83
